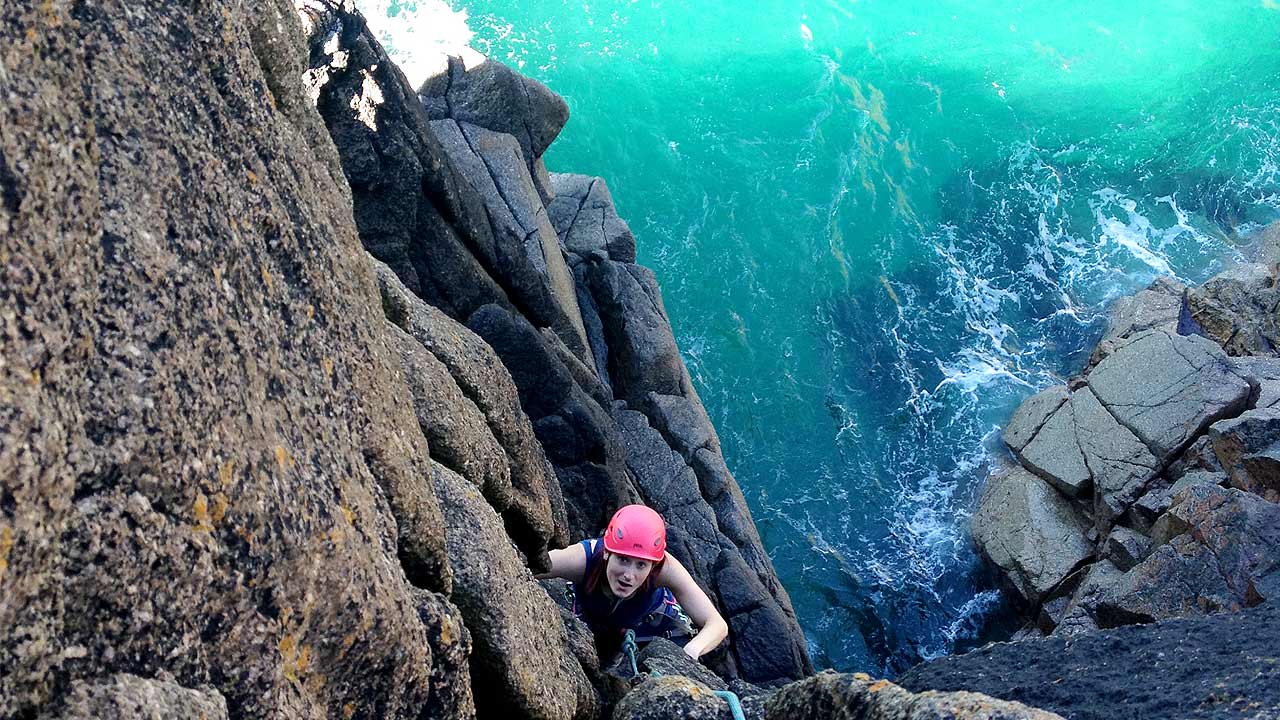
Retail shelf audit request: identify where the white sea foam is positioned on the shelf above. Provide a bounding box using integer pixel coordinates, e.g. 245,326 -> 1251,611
353,0 -> 482,87
1091,188 -> 1176,277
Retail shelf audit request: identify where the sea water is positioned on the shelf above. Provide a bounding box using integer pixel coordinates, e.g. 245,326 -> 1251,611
360,0 -> 1280,675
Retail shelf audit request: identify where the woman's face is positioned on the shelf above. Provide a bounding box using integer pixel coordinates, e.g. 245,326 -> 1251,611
604,552 -> 653,599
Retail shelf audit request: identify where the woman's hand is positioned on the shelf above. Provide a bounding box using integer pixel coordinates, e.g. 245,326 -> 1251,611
535,541 -> 589,583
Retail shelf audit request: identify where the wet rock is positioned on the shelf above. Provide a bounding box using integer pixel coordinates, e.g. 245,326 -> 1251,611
432,463 -> 596,720
1086,329 -> 1250,461
902,602 -> 1280,720
971,468 -> 1094,605
1208,407 -> 1280,501
47,674 -> 228,720
1256,220 -> 1280,265
763,671 -> 1063,720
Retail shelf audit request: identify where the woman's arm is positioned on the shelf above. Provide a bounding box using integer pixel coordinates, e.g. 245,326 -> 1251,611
535,541 -> 590,583
656,554 -> 729,661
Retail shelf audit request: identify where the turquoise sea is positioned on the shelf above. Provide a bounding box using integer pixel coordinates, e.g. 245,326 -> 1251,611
365,0 -> 1280,675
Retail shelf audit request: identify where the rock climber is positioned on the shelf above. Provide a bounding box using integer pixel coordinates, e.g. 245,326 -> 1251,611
541,504 -> 729,662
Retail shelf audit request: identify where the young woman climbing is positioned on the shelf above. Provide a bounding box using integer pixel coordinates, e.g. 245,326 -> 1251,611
542,504 -> 729,662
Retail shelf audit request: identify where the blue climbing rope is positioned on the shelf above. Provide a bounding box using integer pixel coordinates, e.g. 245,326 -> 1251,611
714,690 -> 746,720
619,629 -> 746,720
622,629 -> 640,678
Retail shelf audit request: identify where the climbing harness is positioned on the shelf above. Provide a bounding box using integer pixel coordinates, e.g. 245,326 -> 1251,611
620,629 -> 746,720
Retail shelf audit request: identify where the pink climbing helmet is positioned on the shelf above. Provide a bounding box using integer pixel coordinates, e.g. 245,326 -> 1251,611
603,504 -> 667,562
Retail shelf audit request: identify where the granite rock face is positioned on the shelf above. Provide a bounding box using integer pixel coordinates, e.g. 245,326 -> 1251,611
975,224 -> 1280,640
2,2 -> 470,718
305,2 -> 811,685
433,463 -> 597,720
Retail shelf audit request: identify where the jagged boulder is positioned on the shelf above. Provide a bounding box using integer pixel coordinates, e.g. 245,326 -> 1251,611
1208,407 -> 1280,501
1097,483 -> 1280,623
432,463 -> 597,720
44,675 -> 228,720
1165,435 -> 1226,481
1049,559 -> 1126,635
1189,262 -> 1280,355
549,174 -> 638,263
1128,471 -> 1226,533
1102,526 -> 1152,572
304,3 -> 512,319
1002,383 -> 1160,526
971,468 -> 1093,605
764,671 -> 1063,720
429,118 -> 590,358
377,260 -> 569,564
420,54 -> 570,200
582,259 -> 691,405
1003,385 -> 1090,497
1089,277 -> 1184,366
